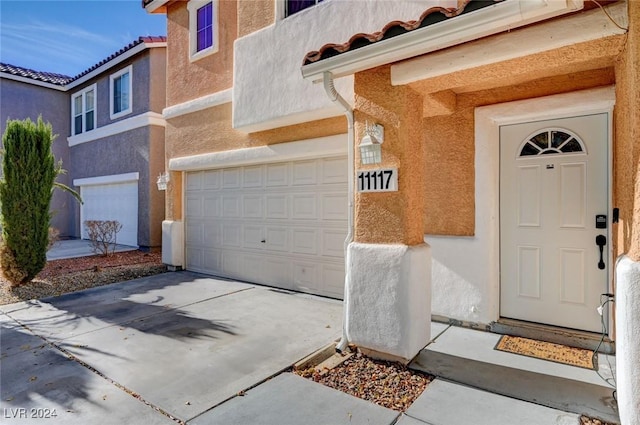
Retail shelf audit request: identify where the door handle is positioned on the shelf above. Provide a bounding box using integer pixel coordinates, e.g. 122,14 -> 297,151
596,235 -> 606,270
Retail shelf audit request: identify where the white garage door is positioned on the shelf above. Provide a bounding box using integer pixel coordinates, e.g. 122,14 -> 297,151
80,181 -> 138,247
185,157 -> 348,298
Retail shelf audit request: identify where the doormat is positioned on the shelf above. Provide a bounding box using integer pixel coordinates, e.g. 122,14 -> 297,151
494,335 -> 596,370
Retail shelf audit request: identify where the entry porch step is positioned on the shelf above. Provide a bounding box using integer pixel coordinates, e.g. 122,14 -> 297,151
409,324 -> 619,424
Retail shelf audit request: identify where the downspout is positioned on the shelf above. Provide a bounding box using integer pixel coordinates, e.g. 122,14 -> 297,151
322,71 -> 354,353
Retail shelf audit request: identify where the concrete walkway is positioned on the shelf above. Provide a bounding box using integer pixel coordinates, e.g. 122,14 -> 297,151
0,270 -> 617,424
46,239 -> 137,261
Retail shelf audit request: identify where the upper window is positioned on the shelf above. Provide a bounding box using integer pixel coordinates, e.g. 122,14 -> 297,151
110,65 -> 133,120
518,128 -> 586,157
71,84 -> 96,136
188,0 -> 218,61
285,0 -> 323,17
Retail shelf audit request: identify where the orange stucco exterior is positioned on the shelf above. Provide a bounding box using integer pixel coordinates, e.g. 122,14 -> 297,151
165,0 -> 236,106
237,0 -> 274,37
614,0 -> 640,261
354,66 -> 425,245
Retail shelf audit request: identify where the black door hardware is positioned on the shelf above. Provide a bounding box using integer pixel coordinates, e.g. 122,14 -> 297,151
596,235 -> 606,270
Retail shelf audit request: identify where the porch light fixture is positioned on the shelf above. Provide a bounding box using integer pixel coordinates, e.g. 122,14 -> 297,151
359,122 -> 384,165
156,172 -> 169,191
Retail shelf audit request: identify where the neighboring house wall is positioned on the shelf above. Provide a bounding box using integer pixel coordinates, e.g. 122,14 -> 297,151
0,78 -> 74,237
68,47 -> 166,249
70,125 -> 163,247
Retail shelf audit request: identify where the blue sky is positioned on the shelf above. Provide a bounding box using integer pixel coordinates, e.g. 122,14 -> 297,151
0,0 -> 167,77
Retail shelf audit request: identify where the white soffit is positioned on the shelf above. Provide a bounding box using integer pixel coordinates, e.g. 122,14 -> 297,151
301,0 -> 585,82
169,134 -> 347,171
392,2 -> 628,86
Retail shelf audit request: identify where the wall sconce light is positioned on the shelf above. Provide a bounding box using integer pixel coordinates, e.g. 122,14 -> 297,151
359,122 -> 384,165
157,172 -> 169,191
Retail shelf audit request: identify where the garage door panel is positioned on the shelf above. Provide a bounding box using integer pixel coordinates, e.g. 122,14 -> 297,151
243,226 -> 264,249
203,196 -> 221,218
263,258 -> 292,288
222,224 -> 241,247
186,197 -> 203,218
186,172 -> 203,190
222,252 -> 241,276
322,230 -> 346,258
186,247 -> 203,270
243,165 -> 263,187
292,160 -> 318,185
266,163 -> 289,186
322,157 -> 348,183
203,170 -> 221,189
243,195 -> 263,218
185,157 -> 347,299
186,222 -> 203,245
266,195 -> 288,219
222,169 -> 241,188
203,222 -> 221,247
292,229 -> 318,255
323,264 -> 345,298
222,195 -> 241,217
322,193 -> 348,220
293,261 -> 318,292
265,227 -> 288,252
292,194 -> 317,219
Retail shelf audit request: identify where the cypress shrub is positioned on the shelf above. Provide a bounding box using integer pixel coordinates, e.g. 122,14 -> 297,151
0,117 -> 57,286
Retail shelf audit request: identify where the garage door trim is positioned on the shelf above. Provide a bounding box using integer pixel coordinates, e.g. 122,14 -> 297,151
73,172 -> 139,187
169,134 -> 347,172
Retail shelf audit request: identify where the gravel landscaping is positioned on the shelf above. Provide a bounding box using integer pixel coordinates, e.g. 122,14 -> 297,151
295,350 -> 432,412
0,250 -> 167,305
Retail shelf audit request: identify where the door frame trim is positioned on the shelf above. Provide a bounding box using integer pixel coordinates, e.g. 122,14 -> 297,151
474,86 -> 615,330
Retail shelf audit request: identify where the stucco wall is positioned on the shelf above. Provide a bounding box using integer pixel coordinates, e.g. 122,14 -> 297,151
146,124 -> 165,247
353,66 -> 425,245
237,0 -> 273,37
233,0 -> 453,132
614,1 -> 640,261
164,102 -> 346,220
70,126 -> 161,247
166,0 -> 236,107
148,48 -> 168,115
0,79 -> 74,237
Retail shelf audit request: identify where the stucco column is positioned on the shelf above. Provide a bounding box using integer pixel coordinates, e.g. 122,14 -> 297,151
613,3 -> 640,424
345,66 -> 430,363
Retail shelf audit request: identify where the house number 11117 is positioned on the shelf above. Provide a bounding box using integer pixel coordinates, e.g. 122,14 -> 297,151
357,168 -> 398,192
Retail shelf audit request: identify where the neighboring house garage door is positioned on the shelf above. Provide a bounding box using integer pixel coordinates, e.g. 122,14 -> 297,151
78,177 -> 139,247
185,157 -> 348,299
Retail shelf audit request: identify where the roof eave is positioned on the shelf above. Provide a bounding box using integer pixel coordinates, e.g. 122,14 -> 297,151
301,0 -> 585,83
66,40 -> 166,90
144,0 -> 170,14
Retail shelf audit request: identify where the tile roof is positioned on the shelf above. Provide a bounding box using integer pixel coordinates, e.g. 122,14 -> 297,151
71,36 -> 167,81
0,63 -> 73,86
303,0 -> 499,66
0,36 -> 166,87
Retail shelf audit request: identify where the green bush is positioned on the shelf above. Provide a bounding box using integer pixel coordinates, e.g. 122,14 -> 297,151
0,117 -> 58,285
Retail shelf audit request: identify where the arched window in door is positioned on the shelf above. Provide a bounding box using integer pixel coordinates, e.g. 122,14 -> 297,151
518,128 -> 586,157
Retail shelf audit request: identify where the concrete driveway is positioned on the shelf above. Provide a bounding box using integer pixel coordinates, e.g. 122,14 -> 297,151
0,272 -> 343,424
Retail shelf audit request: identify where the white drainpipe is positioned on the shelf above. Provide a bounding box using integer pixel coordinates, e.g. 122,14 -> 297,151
322,71 -> 354,353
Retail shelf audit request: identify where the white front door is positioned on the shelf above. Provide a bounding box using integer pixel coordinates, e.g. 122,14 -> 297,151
500,114 -> 609,333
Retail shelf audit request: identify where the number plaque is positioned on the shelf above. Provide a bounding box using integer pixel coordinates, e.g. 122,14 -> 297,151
357,168 -> 398,192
